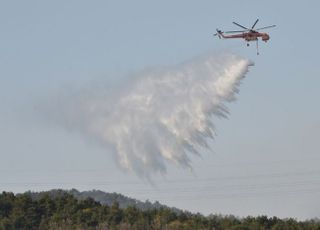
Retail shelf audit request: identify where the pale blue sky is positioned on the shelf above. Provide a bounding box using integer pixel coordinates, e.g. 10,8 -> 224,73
1,1 -> 320,219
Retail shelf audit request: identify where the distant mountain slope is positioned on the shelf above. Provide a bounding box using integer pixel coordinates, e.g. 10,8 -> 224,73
3,190 -> 320,229
27,189 -> 182,213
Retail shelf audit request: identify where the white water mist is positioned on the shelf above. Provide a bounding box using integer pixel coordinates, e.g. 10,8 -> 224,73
48,53 -> 253,178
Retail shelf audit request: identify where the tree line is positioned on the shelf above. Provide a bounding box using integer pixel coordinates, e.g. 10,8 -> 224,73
0,191 -> 319,229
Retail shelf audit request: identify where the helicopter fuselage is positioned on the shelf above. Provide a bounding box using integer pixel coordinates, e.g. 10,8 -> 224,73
219,31 -> 270,42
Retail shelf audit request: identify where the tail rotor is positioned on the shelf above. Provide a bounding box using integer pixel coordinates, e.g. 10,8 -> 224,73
213,29 -> 222,39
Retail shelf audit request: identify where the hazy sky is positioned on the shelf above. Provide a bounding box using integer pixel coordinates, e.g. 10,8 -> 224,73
1,0 -> 320,220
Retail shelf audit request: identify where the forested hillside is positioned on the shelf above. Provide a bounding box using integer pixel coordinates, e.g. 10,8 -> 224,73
29,189 -> 181,213
0,190 -> 319,229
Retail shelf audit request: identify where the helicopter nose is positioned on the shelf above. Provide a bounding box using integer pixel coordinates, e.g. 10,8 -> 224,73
262,34 -> 270,41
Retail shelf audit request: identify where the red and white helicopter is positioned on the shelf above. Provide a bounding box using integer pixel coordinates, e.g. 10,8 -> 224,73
214,19 -> 276,55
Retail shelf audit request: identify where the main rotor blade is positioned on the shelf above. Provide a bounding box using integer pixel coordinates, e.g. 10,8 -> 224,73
255,25 -> 276,30
232,22 -> 248,30
251,19 -> 259,29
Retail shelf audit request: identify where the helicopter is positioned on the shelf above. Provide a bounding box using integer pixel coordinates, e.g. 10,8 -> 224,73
214,19 -> 276,55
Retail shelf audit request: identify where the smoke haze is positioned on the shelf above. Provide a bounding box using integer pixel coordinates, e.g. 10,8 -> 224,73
48,53 -> 253,178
